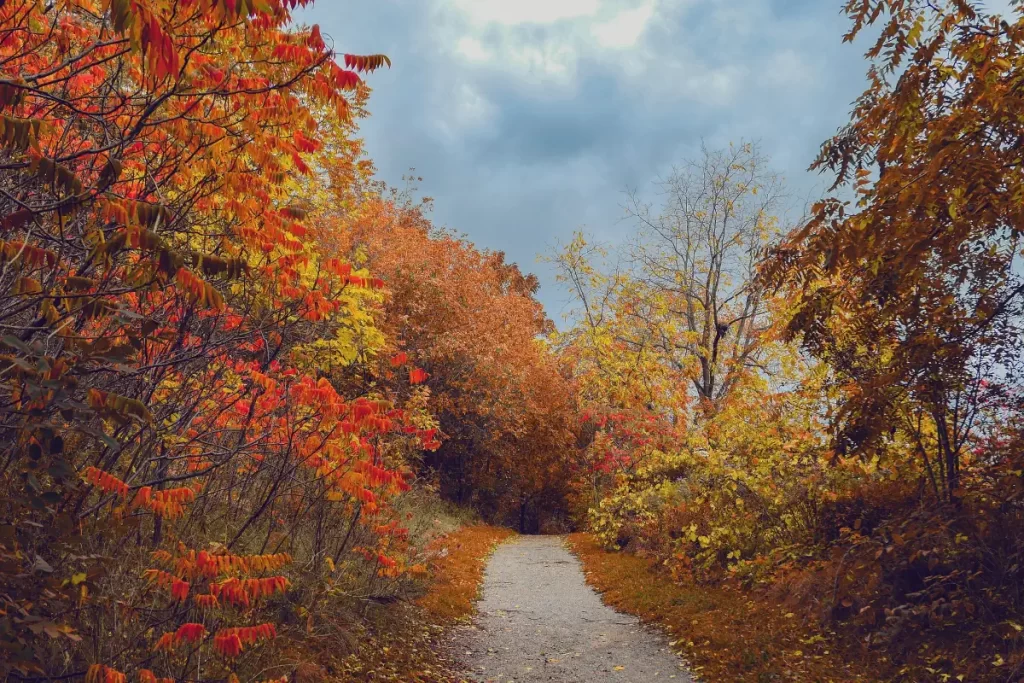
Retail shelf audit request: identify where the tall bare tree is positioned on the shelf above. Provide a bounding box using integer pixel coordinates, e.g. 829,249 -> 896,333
624,141 -> 785,408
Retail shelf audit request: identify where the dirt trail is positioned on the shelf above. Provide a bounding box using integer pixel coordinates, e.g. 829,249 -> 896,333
455,535 -> 692,682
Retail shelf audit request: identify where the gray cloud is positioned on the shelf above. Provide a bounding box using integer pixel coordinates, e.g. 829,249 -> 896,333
292,0 -> 912,322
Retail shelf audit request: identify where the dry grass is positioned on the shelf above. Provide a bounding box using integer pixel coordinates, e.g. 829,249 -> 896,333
417,524 -> 516,622
567,533 -> 890,683
277,524 -> 514,682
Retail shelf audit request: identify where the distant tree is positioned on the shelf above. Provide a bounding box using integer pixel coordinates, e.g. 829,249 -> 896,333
624,142 -> 786,408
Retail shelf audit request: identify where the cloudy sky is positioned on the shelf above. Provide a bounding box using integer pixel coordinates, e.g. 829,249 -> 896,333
295,0 -> 1006,322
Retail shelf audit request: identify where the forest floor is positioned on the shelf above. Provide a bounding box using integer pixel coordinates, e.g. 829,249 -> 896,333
566,533 -> 889,683
289,524 -> 513,682
453,535 -> 692,682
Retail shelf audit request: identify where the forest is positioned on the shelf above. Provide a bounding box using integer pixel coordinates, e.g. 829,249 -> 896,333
0,0 -> 1021,681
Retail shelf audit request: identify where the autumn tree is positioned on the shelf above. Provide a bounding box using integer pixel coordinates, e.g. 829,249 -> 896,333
548,233 -> 689,517
764,0 -> 1024,501
553,224 -> 835,565
0,0 -> 441,679
624,141 -> 785,409
550,143 -> 790,523
319,188 -> 577,531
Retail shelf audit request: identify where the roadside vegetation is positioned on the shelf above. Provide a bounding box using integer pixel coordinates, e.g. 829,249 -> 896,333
568,534 -> 885,683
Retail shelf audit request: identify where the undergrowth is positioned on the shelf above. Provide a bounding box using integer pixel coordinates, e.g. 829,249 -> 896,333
567,533 -> 886,683
278,522 -> 512,682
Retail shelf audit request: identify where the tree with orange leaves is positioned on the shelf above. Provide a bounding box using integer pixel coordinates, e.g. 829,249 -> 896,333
0,0 -> 441,678
322,188 -> 578,531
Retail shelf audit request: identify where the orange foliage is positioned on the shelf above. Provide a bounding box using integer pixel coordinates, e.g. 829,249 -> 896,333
213,623 -> 277,658
82,467 -> 129,499
332,193 -> 577,529
0,0 -> 460,678
568,534 -> 885,683
85,665 -> 127,683
138,671 -> 173,683
416,525 -> 515,621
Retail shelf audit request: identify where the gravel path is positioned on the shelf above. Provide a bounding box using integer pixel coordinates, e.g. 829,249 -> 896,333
455,536 -> 692,682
